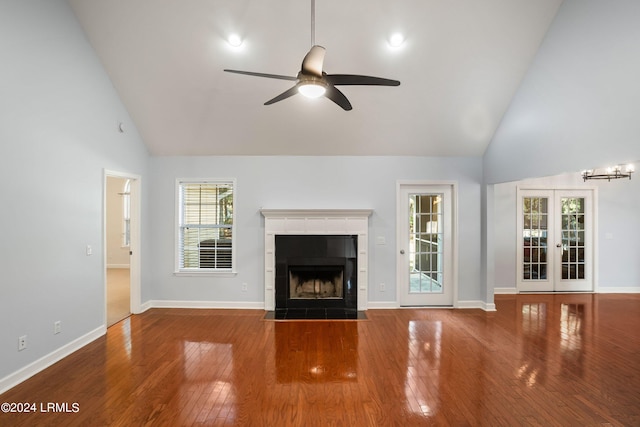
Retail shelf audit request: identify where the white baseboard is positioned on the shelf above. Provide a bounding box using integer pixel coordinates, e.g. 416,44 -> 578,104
597,286 -> 640,293
0,326 -> 105,395
147,300 -> 264,310
143,299 -> 502,312
483,302 -> 497,311
139,300 -> 153,313
366,301 -> 398,309
367,301 -> 497,311
493,286 -> 640,294
494,287 -> 517,294
457,300 -> 497,311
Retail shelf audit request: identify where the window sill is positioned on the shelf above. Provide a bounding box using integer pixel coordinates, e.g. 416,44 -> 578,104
174,270 -> 237,278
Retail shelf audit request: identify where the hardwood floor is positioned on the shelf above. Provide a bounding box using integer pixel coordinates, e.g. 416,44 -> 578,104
1,293 -> 639,426
107,268 -> 130,327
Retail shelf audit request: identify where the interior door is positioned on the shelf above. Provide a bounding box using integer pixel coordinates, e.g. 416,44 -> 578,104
517,189 -> 593,292
398,184 -> 454,306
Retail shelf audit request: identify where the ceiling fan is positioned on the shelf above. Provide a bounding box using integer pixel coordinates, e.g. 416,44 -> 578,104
223,0 -> 400,111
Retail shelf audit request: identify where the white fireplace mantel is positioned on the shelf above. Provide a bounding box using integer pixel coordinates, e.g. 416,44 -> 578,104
260,209 -> 372,311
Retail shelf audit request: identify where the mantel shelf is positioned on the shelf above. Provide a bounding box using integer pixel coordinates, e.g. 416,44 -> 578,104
260,209 -> 373,218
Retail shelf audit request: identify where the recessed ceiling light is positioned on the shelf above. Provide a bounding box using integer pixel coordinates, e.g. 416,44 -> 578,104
227,34 -> 243,48
389,33 -> 405,48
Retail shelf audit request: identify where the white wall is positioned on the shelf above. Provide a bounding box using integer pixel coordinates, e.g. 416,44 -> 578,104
493,173 -> 640,291
0,0 -> 148,385
483,0 -> 640,184
147,156 -> 484,305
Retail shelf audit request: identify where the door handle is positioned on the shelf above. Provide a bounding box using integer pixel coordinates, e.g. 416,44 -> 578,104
556,244 -> 562,248
400,249 -> 405,254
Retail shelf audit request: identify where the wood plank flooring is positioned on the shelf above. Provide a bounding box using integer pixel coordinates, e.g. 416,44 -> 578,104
1,293 -> 639,426
107,268 -> 130,327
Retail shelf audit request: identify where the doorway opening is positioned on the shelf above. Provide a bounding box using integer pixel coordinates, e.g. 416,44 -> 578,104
105,171 -> 141,327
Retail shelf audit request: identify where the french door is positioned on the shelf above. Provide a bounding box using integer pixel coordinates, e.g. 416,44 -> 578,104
516,189 -> 594,292
398,183 -> 454,306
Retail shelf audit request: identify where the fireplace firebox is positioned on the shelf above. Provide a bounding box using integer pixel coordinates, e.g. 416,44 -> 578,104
275,235 -> 357,312
289,266 -> 343,300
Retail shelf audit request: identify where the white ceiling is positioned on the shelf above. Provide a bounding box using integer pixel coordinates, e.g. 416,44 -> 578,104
68,0 -> 563,157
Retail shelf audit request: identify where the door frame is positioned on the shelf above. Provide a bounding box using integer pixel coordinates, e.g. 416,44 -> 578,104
396,180 -> 458,307
516,186 -> 599,293
104,169 -> 142,326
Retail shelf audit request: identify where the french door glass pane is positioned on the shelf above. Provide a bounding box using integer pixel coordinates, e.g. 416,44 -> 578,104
409,194 -> 443,293
561,197 -> 586,280
522,197 -> 548,280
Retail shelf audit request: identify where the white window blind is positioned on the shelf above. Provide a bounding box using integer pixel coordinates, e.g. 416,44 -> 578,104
177,181 -> 235,271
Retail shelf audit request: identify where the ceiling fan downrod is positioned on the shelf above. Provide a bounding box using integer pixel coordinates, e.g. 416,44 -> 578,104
310,0 -> 316,47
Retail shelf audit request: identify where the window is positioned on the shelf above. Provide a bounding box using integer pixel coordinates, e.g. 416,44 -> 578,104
176,180 -> 235,273
122,179 -> 131,247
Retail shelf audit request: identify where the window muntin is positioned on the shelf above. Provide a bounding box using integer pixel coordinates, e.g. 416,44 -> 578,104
177,180 -> 235,272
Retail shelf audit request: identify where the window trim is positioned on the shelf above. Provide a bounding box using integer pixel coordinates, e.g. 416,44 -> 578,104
174,178 -> 237,276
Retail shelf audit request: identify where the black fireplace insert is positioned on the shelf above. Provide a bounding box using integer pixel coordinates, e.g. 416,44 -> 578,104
275,235 -> 358,314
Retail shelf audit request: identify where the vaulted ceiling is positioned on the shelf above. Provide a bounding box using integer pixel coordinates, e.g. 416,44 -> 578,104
68,0 -> 563,156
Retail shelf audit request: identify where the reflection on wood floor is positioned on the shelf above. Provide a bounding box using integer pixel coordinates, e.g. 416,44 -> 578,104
107,268 -> 130,327
1,293 -> 639,426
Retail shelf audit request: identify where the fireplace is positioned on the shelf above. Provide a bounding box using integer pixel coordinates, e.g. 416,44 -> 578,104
260,209 -> 372,315
275,235 -> 357,312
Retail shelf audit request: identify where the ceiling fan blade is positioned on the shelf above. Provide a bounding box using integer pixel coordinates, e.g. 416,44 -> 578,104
264,85 -> 300,105
301,45 -> 326,77
224,69 -> 297,81
324,85 -> 352,111
326,74 -> 400,86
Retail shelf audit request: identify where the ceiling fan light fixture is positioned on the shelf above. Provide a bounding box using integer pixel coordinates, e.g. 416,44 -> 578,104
298,82 -> 326,98
223,0 -> 400,110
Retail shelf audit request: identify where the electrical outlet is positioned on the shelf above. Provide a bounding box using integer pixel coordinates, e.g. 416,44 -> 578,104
86,245 -> 92,256
18,335 -> 27,351
380,283 -> 386,292
241,282 -> 248,292
54,321 -> 61,334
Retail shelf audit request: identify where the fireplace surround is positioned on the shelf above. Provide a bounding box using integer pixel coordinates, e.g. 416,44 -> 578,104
261,209 -> 372,313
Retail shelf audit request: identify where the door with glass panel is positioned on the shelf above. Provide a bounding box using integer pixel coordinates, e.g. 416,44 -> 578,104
516,189 -> 593,292
398,184 -> 454,306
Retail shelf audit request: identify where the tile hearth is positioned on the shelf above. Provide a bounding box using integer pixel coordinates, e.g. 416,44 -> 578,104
265,309 -> 367,320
